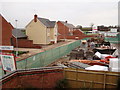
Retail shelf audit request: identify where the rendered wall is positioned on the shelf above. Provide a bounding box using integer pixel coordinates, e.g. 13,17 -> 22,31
26,19 -> 48,44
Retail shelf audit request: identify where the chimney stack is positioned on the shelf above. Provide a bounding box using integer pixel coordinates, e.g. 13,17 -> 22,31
34,14 -> 37,22
65,21 -> 67,23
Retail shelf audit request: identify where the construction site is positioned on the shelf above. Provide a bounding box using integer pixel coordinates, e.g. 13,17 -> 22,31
0,35 -> 120,89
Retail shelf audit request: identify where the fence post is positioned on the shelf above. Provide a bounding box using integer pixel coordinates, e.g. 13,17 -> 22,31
59,47 -> 60,58
103,73 -> 106,89
25,59 -> 27,69
76,68 -> 78,88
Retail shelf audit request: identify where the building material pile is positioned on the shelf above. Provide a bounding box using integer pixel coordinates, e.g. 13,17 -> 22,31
68,61 -> 91,69
67,37 -> 119,72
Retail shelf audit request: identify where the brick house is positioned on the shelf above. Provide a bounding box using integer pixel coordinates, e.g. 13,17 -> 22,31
57,21 -> 75,40
57,21 -> 89,40
0,14 -> 14,46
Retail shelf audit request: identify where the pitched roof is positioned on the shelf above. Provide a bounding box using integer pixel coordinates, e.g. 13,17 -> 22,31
12,29 -> 27,38
60,21 -> 75,29
38,18 -> 56,28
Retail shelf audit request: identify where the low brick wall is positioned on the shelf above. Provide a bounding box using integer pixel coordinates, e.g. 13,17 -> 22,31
12,37 -> 42,49
1,68 -> 64,88
58,35 -> 94,40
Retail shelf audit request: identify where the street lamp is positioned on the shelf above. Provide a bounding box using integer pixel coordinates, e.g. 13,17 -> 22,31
63,23 -> 66,41
15,20 -> 18,57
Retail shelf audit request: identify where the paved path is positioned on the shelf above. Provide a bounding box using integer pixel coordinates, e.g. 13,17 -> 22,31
15,40 -> 76,61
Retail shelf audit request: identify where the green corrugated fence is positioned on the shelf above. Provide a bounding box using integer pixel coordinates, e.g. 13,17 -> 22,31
105,33 -> 120,44
0,40 -> 80,78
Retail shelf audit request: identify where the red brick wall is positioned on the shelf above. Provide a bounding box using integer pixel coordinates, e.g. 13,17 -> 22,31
73,29 -> 85,36
58,34 -> 95,40
1,69 -> 64,88
57,21 -> 70,40
58,35 -> 86,40
1,73 -> 20,88
57,21 -> 70,35
12,37 -> 42,49
0,16 -> 2,45
0,15 -> 13,46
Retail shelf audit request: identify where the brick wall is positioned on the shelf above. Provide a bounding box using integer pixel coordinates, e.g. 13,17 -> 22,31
57,21 -> 69,36
12,37 -> 42,49
0,15 -> 13,46
1,73 -> 20,88
1,69 -> 64,88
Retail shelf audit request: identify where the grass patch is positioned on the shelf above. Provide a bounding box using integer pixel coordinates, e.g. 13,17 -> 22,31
13,51 -> 29,56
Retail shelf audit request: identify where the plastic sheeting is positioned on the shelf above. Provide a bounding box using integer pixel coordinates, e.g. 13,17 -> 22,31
85,65 -> 108,71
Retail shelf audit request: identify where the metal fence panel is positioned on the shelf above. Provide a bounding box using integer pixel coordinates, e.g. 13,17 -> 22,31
0,40 -> 80,77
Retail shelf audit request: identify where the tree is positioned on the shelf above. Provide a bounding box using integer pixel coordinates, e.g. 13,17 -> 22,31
76,25 -> 82,29
90,23 -> 94,28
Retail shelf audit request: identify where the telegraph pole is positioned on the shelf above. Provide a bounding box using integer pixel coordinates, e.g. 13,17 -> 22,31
15,20 -> 18,57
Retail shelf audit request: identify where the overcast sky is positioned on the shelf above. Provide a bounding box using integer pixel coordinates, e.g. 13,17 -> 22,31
0,0 -> 119,28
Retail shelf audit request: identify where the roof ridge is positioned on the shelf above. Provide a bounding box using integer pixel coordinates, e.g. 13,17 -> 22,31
60,21 -> 75,29
38,17 -> 50,20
